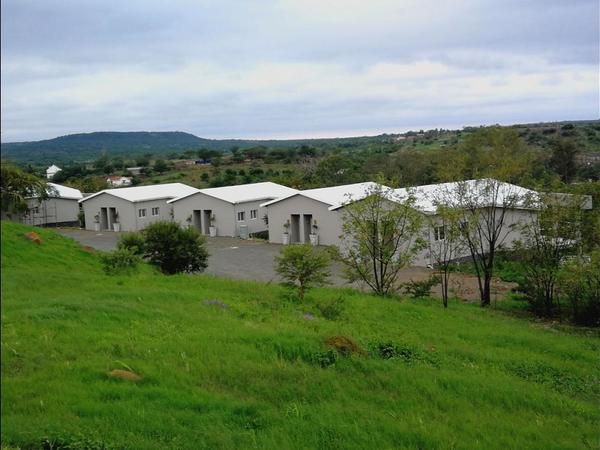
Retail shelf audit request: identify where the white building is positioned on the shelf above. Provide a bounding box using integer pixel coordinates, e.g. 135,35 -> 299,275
46,164 -> 62,179
19,183 -> 83,226
169,182 -> 298,238
106,176 -> 133,187
262,179 -> 561,266
79,183 -> 198,232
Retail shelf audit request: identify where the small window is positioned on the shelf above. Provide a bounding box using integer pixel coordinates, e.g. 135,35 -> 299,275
434,225 -> 445,241
33,206 -> 39,214
152,207 -> 160,216
250,209 -> 257,219
138,208 -> 147,218
237,211 -> 245,221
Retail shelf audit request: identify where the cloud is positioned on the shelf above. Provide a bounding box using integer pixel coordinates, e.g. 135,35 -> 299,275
1,0 -> 598,141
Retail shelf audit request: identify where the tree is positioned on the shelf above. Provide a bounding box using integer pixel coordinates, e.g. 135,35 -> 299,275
142,221 -> 209,274
275,244 -> 330,300
338,183 -> 424,296
1,162 -> 51,216
153,159 -> 169,174
515,192 -> 586,317
426,205 -> 467,308
440,178 -> 534,306
548,139 -> 579,182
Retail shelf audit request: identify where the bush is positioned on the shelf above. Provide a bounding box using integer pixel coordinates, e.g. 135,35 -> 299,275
401,275 -> 440,298
275,244 -> 330,300
117,232 -> 146,256
317,296 -> 345,320
142,221 -> 209,274
558,253 -> 600,327
100,248 -> 140,275
369,342 -> 421,363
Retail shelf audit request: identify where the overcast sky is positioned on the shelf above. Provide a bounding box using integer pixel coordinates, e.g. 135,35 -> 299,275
1,0 -> 599,142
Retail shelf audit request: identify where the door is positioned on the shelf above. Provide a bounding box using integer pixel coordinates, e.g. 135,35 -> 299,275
193,210 -> 202,232
303,214 -> 312,243
291,214 -> 300,243
203,209 -> 212,235
100,208 -> 109,231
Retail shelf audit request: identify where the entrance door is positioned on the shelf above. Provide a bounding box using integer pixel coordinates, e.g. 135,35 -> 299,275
202,209 -> 212,235
291,214 -> 300,243
100,208 -> 109,231
303,214 -> 312,243
108,207 -> 117,230
193,210 -> 202,232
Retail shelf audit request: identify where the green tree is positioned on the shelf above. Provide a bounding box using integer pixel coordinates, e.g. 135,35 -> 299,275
142,221 -> 209,274
1,162 -> 51,216
548,139 -> 579,182
153,159 -> 169,174
275,244 -> 330,300
339,183 -> 424,296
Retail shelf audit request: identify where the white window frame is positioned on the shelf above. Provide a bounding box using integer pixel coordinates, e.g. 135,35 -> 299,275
250,209 -> 258,220
434,225 -> 445,241
237,211 -> 245,222
138,208 -> 147,218
151,207 -> 160,216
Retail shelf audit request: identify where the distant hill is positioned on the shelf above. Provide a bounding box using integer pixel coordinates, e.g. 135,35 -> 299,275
1,120 -> 598,166
0,131 -> 385,165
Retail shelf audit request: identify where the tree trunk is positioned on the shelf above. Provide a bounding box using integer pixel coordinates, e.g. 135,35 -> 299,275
481,273 -> 492,306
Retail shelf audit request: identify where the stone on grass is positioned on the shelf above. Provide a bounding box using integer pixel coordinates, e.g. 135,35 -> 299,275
24,231 -> 43,245
107,369 -> 142,382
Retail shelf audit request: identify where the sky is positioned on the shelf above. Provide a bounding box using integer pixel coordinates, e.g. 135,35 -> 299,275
1,0 -> 599,142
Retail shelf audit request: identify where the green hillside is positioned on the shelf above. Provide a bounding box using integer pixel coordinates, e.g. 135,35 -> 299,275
1,221 -> 599,449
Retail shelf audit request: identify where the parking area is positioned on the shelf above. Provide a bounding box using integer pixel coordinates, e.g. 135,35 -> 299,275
55,228 -> 516,300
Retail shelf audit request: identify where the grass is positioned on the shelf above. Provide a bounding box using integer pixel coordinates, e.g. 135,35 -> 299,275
1,221 -> 599,449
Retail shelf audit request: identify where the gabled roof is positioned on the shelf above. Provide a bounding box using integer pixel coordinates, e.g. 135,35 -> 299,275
394,179 -> 540,214
46,164 -> 61,172
167,182 -> 298,205
47,183 -> 83,200
261,182 -> 395,211
79,183 -> 199,204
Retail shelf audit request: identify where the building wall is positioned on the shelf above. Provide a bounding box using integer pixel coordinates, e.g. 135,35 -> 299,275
131,199 -> 174,230
19,197 -> 80,226
81,194 -> 135,231
265,195 -> 343,245
172,193 -> 235,236
233,200 -> 271,237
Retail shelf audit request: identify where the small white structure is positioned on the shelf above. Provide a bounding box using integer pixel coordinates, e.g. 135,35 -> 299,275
46,164 -> 62,179
106,176 -> 133,187
126,167 -> 143,176
169,182 -> 298,238
79,183 -> 198,232
20,183 -> 83,226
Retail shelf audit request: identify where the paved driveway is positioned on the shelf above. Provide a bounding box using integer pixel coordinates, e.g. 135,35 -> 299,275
55,228 -> 349,285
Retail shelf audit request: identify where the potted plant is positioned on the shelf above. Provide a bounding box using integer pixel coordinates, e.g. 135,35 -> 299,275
209,214 -> 217,237
93,213 -> 100,232
282,220 -> 290,245
186,214 -> 192,226
112,211 -> 121,232
309,220 -> 319,246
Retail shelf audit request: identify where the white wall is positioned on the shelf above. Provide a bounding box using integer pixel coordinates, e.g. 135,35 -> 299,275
20,197 -> 80,226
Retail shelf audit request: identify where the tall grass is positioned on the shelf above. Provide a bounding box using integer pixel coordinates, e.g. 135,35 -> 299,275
1,221 -> 599,449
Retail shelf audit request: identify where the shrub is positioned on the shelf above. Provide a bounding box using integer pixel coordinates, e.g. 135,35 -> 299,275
369,342 -> 421,363
324,335 -> 364,357
142,221 -> 209,274
317,296 -> 345,320
100,248 -> 140,275
558,253 -> 600,327
275,244 -> 330,300
401,275 -> 440,298
117,232 -> 146,256
311,350 -> 338,368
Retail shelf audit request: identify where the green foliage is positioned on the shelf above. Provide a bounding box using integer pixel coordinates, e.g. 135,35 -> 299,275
558,252 -> 600,327
275,244 -> 330,300
316,296 -> 346,320
100,248 -> 140,275
117,232 -> 146,256
142,221 -> 209,274
0,162 -> 49,215
340,183 -> 424,296
401,275 -> 441,299
2,221 -> 600,449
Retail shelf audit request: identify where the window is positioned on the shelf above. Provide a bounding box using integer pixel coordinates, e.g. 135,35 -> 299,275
138,208 -> 146,218
250,209 -> 257,220
152,207 -> 160,216
434,225 -> 445,241
237,211 -> 245,221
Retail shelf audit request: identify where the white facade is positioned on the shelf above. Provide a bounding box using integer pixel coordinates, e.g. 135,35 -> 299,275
169,182 -> 298,238
46,164 -> 62,179
15,183 -> 83,226
106,176 -> 133,187
79,183 -> 198,232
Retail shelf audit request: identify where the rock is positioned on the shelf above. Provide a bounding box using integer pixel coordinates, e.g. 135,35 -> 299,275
107,369 -> 142,382
24,231 -> 42,245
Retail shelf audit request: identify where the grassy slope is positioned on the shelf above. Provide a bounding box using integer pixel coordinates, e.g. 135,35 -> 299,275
1,222 -> 598,449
